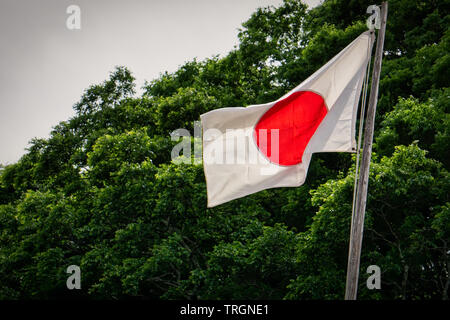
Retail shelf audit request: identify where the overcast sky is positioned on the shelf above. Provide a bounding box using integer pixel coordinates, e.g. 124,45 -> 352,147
0,0 -> 321,165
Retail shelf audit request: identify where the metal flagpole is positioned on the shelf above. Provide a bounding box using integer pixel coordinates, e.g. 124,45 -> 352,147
344,2 -> 388,300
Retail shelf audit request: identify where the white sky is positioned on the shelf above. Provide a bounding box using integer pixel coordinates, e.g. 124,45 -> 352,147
0,0 -> 321,165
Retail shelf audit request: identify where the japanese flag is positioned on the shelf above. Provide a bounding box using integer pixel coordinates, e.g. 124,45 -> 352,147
201,31 -> 374,207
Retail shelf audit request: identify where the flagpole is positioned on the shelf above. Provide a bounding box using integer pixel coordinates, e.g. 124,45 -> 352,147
344,2 -> 388,300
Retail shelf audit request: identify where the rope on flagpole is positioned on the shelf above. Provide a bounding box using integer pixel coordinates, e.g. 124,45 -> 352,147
351,35 -> 373,224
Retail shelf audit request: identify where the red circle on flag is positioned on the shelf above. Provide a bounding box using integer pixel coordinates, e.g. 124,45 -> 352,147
253,90 -> 328,166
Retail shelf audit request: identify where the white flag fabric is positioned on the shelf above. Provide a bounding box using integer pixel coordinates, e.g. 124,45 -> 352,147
201,31 -> 374,207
